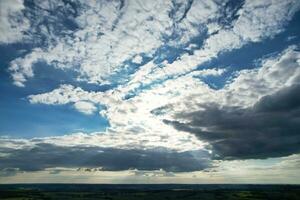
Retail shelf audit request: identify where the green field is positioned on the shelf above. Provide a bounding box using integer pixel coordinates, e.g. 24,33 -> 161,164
1,188 -> 300,200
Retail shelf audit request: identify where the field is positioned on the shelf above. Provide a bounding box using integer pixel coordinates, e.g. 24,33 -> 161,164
0,184 -> 300,200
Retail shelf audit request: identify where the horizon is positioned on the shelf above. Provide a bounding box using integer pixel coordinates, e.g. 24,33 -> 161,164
1,183 -> 300,185
1,0 -> 300,184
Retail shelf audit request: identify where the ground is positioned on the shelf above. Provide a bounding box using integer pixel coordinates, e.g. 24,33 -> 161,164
1,185 -> 300,200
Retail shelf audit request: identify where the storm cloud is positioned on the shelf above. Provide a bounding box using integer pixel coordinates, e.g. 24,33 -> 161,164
0,143 -> 211,174
165,84 -> 300,160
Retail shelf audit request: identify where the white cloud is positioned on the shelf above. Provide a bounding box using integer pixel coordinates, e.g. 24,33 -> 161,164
132,169 -> 175,177
113,45 -> 300,126
190,68 -> 226,77
28,84 -> 93,105
27,46 -> 300,155
132,55 -> 143,64
7,0 -> 229,87
73,101 -> 97,115
9,0 -> 174,86
233,0 -> 300,42
0,0 -> 30,44
9,48 -> 45,87
221,45 -> 300,107
6,0 -> 300,88
132,0 -> 300,85
1,132 -> 197,152
3,1 -> 300,177
28,83 -> 206,152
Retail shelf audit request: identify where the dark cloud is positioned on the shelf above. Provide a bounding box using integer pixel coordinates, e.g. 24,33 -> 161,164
0,168 -> 21,177
165,84 -> 300,160
0,143 -> 211,174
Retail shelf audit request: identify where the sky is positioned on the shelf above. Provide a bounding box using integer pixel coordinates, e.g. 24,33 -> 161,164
0,0 -> 300,184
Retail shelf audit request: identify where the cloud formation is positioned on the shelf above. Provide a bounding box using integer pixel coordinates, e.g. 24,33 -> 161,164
0,0 -> 29,44
25,45 -> 300,168
166,84 -> 300,159
0,140 -> 211,173
8,0 -> 300,87
73,101 -> 97,115
1,0 -> 300,179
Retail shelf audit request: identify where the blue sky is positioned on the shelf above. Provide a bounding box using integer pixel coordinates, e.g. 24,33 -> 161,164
1,0 -> 300,183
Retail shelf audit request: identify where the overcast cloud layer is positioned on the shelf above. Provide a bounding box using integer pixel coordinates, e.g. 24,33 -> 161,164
0,0 -> 300,182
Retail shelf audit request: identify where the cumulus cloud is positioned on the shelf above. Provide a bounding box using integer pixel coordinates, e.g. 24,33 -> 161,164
154,45 -> 300,160
156,45 -> 300,118
220,46 -> 300,107
73,101 -> 97,115
166,83 -> 300,160
132,55 -> 143,64
190,68 -> 226,77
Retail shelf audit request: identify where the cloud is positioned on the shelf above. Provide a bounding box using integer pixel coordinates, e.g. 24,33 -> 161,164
232,0 -> 300,42
26,46 -> 299,161
271,154 -> 300,171
9,48 -> 45,87
132,55 -> 143,64
0,142 -> 211,172
28,84 -> 94,105
9,0 -> 196,86
73,101 -> 97,115
131,0 -> 300,86
156,45 -> 300,120
1,128 -> 205,156
166,83 -> 300,160
27,77 -> 209,154
0,128 -> 210,173
0,168 -> 21,177
2,0 -> 300,178
132,169 -> 175,177
220,45 -> 300,107
190,68 -> 226,77
0,0 -> 30,44
9,0 -> 300,88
